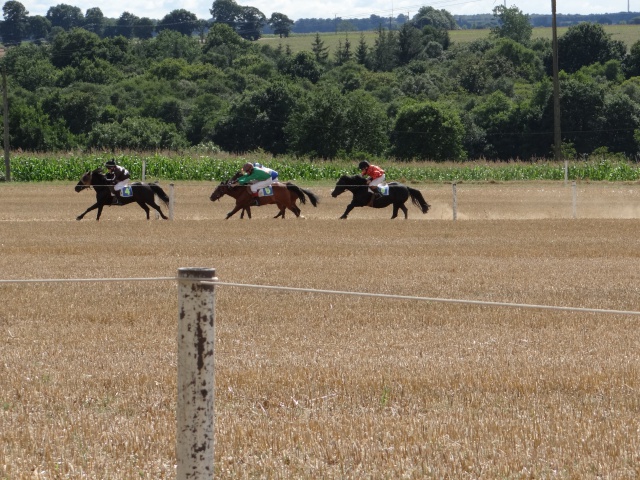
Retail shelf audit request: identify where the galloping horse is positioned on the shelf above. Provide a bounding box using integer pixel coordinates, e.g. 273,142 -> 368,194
331,174 -> 430,219
209,179 -> 319,219
75,168 -> 170,221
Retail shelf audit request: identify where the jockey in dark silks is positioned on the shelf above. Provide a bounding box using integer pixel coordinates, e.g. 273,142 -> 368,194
104,159 -> 130,205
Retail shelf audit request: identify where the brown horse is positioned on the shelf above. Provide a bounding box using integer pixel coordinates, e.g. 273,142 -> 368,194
209,180 -> 319,219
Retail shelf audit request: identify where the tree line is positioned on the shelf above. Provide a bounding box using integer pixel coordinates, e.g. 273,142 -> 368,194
2,3 -> 640,161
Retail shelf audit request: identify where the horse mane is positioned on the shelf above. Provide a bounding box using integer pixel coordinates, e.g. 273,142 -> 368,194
338,174 -> 367,185
228,171 -> 243,183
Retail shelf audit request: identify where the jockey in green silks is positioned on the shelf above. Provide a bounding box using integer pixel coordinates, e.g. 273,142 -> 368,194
237,162 -> 274,197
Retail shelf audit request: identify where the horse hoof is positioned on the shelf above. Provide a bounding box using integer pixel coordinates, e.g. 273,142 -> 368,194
76,217 -> 82,221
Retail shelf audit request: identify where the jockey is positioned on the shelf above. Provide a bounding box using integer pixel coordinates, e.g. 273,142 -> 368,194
104,159 -> 130,205
254,162 -> 279,182
237,162 -> 274,205
359,160 -> 385,205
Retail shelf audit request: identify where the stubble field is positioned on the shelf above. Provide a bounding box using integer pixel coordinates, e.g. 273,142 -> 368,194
1,181 -> 640,478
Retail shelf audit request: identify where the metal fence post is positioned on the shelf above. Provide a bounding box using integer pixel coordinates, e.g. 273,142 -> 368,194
177,267 -> 216,480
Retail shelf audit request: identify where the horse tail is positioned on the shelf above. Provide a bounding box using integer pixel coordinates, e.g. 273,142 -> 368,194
408,187 -> 430,214
299,187 -> 320,207
285,183 -> 307,205
149,183 -> 170,206
286,183 -> 320,207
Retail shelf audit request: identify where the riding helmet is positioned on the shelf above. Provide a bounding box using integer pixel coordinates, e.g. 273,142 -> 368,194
242,162 -> 254,172
105,159 -> 116,167
358,160 -> 370,170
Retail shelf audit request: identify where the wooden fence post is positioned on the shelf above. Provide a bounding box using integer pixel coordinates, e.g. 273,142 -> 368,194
572,181 -> 577,219
176,267 -> 216,480
452,183 -> 457,221
169,183 -> 175,220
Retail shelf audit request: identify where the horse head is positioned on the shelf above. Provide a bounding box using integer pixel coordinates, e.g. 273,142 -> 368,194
331,175 -> 366,197
209,181 -> 229,202
75,170 -> 93,192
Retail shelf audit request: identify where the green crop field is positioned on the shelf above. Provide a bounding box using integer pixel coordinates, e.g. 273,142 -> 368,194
259,24 -> 640,54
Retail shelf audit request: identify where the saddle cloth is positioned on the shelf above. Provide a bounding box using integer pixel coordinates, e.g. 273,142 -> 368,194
257,186 -> 274,197
121,185 -> 133,197
378,184 -> 390,195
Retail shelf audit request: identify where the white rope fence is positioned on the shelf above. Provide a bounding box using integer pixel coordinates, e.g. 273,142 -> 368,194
2,276 -> 639,317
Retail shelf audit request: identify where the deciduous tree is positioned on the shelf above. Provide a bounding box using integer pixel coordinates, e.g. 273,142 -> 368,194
269,12 -> 293,38
1,0 -> 29,45
557,22 -> 626,73
391,101 -> 465,160
490,5 -> 532,45
157,9 -> 198,37
46,3 -> 83,31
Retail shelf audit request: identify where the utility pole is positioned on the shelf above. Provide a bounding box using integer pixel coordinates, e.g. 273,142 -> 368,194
3,64 -> 9,182
551,0 -> 562,162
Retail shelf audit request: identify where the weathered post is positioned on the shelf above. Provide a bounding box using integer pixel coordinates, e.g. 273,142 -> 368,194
177,267 -> 216,480
169,183 -> 175,220
452,183 -> 457,221
572,181 -> 577,219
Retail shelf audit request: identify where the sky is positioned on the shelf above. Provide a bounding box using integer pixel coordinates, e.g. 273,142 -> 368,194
20,0 -> 639,22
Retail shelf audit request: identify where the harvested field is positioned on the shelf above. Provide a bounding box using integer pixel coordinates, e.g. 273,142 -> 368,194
1,181 -> 640,479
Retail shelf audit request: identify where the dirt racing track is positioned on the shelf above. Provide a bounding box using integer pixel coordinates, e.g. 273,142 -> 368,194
1,181 -> 640,478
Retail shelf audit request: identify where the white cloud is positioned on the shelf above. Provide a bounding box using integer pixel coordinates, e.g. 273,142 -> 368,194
20,0 -> 636,22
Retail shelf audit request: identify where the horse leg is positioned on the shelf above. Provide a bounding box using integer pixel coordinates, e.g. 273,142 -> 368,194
148,201 -> 168,220
289,205 -> 302,218
400,204 -> 409,219
135,200 -> 151,219
76,202 -> 100,221
339,204 -> 357,219
391,203 -> 400,219
226,205 -> 243,219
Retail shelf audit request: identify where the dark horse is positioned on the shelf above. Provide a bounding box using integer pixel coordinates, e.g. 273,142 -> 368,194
331,174 -> 430,219
209,179 -> 319,219
75,168 -> 170,221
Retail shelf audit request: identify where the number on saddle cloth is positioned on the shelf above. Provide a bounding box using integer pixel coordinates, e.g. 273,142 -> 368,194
377,184 -> 389,196
121,185 -> 133,198
257,186 -> 274,197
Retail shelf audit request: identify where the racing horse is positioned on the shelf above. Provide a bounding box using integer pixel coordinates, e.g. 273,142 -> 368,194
75,168 -> 170,221
331,174 -> 430,219
209,178 -> 319,219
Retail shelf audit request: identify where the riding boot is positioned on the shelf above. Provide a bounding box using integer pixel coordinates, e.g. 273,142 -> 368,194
109,186 -> 122,205
368,193 -> 375,207
367,186 -> 378,207
249,187 -> 260,206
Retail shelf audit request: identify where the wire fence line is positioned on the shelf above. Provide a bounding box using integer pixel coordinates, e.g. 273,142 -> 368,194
1,275 -> 639,317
